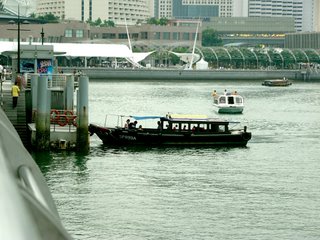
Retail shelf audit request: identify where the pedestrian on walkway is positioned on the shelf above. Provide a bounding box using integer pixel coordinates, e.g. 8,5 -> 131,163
12,81 -> 20,108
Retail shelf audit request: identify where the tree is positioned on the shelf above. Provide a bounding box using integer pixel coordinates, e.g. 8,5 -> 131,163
86,19 -> 94,26
202,28 -> 222,47
37,13 -> 60,23
94,17 -> 102,26
146,17 -> 169,26
101,20 -> 115,27
146,17 -> 158,25
158,17 -> 169,26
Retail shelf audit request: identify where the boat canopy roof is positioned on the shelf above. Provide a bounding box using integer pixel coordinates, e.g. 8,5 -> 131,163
124,114 -> 240,124
164,114 -> 235,124
130,115 -> 162,120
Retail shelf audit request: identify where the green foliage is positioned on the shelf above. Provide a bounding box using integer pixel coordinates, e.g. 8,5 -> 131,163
87,18 -> 115,27
146,17 -> 169,26
172,47 -> 189,53
202,28 -> 222,47
94,17 -> 102,26
35,13 -> 60,23
100,20 -> 115,27
159,18 -> 169,26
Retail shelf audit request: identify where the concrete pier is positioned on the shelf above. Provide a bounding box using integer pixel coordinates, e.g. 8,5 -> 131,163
60,67 -> 320,81
35,76 -> 50,151
76,75 -> 89,152
65,75 -> 74,110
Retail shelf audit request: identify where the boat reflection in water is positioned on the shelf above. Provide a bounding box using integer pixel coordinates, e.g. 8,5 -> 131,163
89,114 -> 251,147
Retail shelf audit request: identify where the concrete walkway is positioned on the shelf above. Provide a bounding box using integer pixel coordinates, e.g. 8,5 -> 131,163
1,79 -> 29,148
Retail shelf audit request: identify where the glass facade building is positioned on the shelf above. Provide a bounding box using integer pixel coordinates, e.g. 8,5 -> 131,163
172,1 -> 219,18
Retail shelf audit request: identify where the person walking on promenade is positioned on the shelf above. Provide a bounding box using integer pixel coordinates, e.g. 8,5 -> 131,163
12,81 -> 20,108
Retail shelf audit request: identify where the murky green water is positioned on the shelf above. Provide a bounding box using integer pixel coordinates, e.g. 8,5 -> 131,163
32,80 -> 320,240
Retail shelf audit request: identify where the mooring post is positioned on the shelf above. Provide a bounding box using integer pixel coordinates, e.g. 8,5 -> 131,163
30,74 -> 38,121
65,74 -> 74,110
35,75 -> 50,150
76,75 -> 89,151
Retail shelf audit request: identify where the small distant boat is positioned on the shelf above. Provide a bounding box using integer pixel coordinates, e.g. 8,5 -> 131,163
89,114 -> 251,147
262,78 -> 292,87
212,91 -> 244,114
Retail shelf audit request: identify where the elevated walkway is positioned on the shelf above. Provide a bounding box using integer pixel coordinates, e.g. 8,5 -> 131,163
1,80 -> 29,148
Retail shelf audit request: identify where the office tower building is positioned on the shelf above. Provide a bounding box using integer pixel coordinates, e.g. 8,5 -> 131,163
248,0 -> 320,32
36,0 -> 151,25
155,0 -> 245,18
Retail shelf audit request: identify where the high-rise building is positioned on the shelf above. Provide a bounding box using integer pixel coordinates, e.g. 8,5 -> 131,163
36,0 -> 151,25
248,0 -> 320,32
154,0 -> 248,18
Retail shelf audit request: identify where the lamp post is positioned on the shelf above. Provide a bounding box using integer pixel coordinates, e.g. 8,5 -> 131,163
17,6 -> 21,74
41,27 -> 45,45
8,5 -> 30,79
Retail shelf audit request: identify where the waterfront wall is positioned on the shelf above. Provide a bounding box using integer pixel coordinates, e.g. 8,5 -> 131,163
61,67 -> 320,81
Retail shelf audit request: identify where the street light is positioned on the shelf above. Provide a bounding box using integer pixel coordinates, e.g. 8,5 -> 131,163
8,5 -> 30,75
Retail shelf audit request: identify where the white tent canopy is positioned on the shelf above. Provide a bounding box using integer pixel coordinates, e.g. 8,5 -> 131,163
169,51 -> 201,65
0,41 -> 153,63
196,58 -> 209,70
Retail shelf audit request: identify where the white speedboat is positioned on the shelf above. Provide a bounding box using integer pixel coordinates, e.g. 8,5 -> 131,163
212,91 -> 244,114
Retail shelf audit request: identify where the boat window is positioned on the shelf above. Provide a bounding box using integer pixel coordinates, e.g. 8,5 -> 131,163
182,124 -> 188,131
219,125 -> 226,132
198,124 -> 206,131
219,96 -> 226,104
236,97 -> 243,104
211,124 -> 219,132
228,97 -> 234,104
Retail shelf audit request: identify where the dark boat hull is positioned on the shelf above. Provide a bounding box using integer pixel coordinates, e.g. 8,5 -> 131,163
89,124 -> 251,147
262,79 -> 292,86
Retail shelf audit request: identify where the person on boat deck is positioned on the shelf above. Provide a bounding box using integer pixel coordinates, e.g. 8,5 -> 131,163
232,90 -> 238,95
129,121 -> 138,129
157,121 -> 162,130
124,119 -> 130,128
183,125 -> 187,130
138,125 -> 143,131
211,90 -> 217,96
224,89 -> 227,95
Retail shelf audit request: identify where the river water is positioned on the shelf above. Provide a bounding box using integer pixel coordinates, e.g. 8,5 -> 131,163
32,80 -> 320,240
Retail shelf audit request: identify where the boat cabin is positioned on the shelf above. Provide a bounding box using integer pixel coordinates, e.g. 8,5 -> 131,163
214,95 -> 243,105
159,114 -> 231,133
